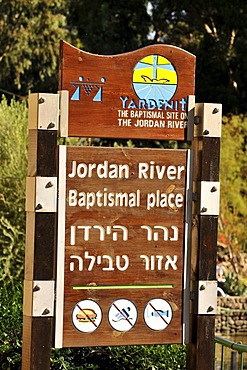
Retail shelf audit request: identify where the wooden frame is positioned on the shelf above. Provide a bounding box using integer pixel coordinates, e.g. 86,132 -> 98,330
22,43 -> 222,370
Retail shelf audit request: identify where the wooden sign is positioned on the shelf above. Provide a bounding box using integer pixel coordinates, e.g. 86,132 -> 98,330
60,41 -> 195,140
55,146 -> 192,347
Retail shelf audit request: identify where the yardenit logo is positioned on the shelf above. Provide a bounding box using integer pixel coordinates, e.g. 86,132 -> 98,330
132,55 -> 178,102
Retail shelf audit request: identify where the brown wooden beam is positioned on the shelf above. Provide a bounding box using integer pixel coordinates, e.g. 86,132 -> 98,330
186,103 -> 221,370
22,93 -> 59,370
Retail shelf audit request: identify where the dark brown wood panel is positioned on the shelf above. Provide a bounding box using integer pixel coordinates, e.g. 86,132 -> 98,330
200,137 -> 220,182
37,131 -> 58,177
186,315 -> 215,370
34,213 -> 57,280
22,303 -> 54,370
22,119 -> 58,369
198,216 -> 218,281
187,112 -> 221,370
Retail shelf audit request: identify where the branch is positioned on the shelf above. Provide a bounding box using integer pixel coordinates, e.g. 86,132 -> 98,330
204,17 -> 219,41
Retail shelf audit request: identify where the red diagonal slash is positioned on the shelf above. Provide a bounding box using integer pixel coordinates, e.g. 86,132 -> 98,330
76,304 -> 97,328
112,303 -> 133,327
148,302 -> 169,325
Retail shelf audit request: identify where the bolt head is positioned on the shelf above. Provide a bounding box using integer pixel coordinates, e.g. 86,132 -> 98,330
42,308 -> 50,315
38,97 -> 46,104
212,108 -> 219,114
207,305 -> 215,312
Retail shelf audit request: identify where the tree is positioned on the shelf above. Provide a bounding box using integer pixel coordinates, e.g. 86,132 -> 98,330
149,0 -> 247,114
0,0 -> 68,97
218,115 -> 247,286
0,97 -> 28,283
67,0 -> 151,54
1,0 -> 247,115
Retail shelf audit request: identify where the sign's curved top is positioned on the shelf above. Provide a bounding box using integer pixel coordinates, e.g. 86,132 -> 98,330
60,41 -> 195,140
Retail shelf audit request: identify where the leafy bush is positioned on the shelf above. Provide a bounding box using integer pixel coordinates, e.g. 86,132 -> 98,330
0,281 -> 186,370
0,96 -> 28,284
221,272 -> 247,296
0,278 -> 185,370
0,282 -> 23,369
51,343 -> 186,369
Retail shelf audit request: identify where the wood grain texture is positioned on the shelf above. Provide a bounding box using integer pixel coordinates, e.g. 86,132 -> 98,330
33,213 -> 57,280
60,41 -> 195,140
63,288 -> 182,347
58,146 -> 189,347
187,108 -> 221,369
22,94 -> 58,370
186,315 -> 215,370
28,130 -> 57,177
22,316 -> 53,370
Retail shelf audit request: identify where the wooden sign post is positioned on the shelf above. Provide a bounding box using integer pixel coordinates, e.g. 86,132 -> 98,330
186,103 -> 221,370
22,93 -> 59,370
22,41 -> 221,370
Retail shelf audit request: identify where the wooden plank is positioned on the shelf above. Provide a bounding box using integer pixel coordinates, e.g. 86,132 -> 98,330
22,316 -> 53,370
24,212 -> 35,280
33,213 -> 56,280
186,315 -> 215,370
22,94 -> 58,370
60,41 -> 195,140
28,130 -> 57,177
186,104 -> 221,370
200,137 -> 220,182
198,216 -> 218,280
56,146 -> 189,347
62,288 -> 183,347
36,131 -> 58,177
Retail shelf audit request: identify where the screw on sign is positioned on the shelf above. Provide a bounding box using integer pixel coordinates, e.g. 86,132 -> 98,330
108,299 -> 138,332
144,298 -> 173,331
72,299 -> 102,333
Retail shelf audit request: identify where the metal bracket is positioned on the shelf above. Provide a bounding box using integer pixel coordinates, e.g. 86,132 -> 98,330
58,90 -> 69,137
23,280 -> 55,317
199,181 -> 220,216
26,177 -> 57,212
28,93 -> 59,130
194,103 -> 222,138
195,280 -> 217,315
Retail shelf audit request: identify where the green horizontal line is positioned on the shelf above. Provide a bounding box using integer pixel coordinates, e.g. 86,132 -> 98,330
73,284 -> 173,290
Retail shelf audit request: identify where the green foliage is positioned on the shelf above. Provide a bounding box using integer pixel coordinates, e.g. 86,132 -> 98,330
0,97 -> 28,283
1,1 -> 247,115
149,0 -> 247,115
218,115 -> 247,275
51,343 -> 186,369
0,282 -> 23,369
0,0 -> 68,96
221,273 -> 247,297
0,279 -> 185,370
67,0 -> 151,55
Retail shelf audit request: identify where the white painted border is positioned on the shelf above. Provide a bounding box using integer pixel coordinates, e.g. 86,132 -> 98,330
55,145 -> 67,348
183,149 -> 193,344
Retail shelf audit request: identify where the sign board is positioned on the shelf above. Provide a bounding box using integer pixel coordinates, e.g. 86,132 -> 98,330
60,41 -> 195,140
55,146 -> 192,347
